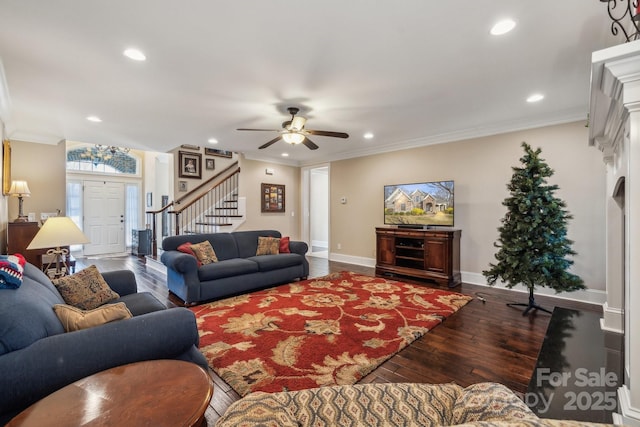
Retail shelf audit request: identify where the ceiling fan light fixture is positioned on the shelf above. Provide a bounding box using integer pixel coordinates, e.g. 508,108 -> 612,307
282,132 -> 305,145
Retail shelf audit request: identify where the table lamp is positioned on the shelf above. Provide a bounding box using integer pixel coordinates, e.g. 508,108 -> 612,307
27,216 -> 90,278
8,180 -> 31,222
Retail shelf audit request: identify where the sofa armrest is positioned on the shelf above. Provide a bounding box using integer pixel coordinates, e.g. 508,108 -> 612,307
161,250 -> 198,274
101,270 -> 138,296
288,240 -> 308,256
0,307 -> 202,420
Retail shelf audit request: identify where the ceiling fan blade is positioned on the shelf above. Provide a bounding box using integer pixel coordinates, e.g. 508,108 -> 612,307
237,128 -> 281,132
302,137 -> 319,150
259,136 -> 282,149
305,130 -> 349,139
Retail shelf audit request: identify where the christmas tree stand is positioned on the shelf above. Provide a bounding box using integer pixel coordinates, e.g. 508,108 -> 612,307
507,288 -> 553,316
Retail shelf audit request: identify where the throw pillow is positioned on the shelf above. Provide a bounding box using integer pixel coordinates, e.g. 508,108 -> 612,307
279,236 -> 291,253
177,242 -> 202,267
256,236 -> 280,256
53,302 -> 133,332
52,265 -> 120,310
189,240 -> 218,265
0,253 -> 26,289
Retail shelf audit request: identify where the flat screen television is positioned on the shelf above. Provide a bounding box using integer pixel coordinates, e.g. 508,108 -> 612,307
384,180 -> 454,227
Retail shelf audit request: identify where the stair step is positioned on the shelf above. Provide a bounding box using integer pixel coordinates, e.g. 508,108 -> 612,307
195,222 -> 233,227
205,214 -> 243,218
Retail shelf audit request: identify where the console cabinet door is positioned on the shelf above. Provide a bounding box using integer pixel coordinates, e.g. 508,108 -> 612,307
377,234 -> 395,266
424,237 -> 449,274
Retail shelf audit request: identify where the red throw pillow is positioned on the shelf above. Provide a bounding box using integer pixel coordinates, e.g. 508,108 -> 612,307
177,242 -> 202,267
279,236 -> 290,253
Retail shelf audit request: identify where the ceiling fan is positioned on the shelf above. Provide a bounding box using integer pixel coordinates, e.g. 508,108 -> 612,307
237,107 -> 349,150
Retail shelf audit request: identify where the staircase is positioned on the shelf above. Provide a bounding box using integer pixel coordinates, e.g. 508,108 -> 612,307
145,162 -> 244,257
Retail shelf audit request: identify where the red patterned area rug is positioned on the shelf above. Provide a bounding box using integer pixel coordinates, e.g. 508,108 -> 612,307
190,271 -> 472,396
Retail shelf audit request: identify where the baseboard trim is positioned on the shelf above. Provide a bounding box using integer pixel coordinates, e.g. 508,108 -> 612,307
601,302 -> 624,334
329,253 -> 376,267
618,386 -> 640,426
461,271 -> 606,306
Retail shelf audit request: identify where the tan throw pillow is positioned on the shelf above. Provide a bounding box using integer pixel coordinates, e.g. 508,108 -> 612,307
53,302 -> 133,332
190,240 -> 218,265
256,236 -> 280,256
52,265 -> 120,310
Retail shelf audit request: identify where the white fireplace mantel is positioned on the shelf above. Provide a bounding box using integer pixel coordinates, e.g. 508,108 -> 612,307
590,40 -> 640,425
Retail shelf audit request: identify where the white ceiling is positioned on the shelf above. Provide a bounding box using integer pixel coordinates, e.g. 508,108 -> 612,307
0,1 -> 618,166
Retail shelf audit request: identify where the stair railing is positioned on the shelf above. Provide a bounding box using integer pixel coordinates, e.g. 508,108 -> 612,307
145,162 -> 241,256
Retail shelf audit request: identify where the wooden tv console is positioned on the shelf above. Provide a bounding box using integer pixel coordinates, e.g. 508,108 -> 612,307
375,227 -> 461,287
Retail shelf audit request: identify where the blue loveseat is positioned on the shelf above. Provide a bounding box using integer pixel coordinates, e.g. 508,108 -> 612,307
0,262 -> 208,424
161,230 -> 309,305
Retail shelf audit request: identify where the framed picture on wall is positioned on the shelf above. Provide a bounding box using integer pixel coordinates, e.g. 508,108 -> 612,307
261,183 -> 285,213
205,148 -> 233,158
2,140 -> 11,195
178,151 -> 202,179
205,158 -> 215,170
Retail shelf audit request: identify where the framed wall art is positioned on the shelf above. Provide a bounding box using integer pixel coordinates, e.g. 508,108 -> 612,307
205,158 -> 215,170
178,181 -> 188,192
2,140 -> 11,195
178,151 -> 202,179
261,183 -> 285,213
205,148 -> 233,158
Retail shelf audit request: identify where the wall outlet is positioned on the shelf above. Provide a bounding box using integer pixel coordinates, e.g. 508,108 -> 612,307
337,243 -> 342,250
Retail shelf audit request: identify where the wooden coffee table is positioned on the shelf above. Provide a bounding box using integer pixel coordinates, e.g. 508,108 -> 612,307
7,360 -> 213,427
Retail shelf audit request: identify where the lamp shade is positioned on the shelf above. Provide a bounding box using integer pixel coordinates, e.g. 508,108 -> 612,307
27,217 -> 90,250
8,180 -> 31,197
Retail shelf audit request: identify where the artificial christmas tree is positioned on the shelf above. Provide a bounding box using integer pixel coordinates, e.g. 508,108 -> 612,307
483,142 -> 584,315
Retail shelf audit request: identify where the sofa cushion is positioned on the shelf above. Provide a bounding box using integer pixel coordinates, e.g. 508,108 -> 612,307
198,258 -> 259,282
247,254 -> 303,272
0,271 -> 65,356
190,241 -> 218,265
234,230 -> 281,259
279,236 -> 290,253
0,253 -> 26,289
52,265 -> 120,310
256,236 -> 280,256
53,302 -> 133,332
177,242 -> 202,267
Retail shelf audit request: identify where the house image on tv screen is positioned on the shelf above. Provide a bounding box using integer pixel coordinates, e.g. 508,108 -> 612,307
384,181 -> 454,226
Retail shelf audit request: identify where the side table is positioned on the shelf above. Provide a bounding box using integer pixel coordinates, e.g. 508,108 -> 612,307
7,360 -> 213,427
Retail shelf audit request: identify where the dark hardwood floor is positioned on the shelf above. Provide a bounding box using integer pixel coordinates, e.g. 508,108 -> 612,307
75,254 -> 602,425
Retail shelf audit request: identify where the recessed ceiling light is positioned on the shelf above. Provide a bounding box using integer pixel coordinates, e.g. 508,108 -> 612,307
526,93 -> 545,103
207,138 -> 219,144
123,48 -> 146,61
86,115 -> 102,122
490,19 -> 516,36
363,132 -> 374,139
281,153 -> 289,157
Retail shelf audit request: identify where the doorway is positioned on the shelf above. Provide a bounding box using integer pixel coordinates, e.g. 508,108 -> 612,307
82,180 -> 126,256
303,165 -> 329,258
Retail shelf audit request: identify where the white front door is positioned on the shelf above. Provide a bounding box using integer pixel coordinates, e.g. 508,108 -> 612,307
83,180 -> 126,256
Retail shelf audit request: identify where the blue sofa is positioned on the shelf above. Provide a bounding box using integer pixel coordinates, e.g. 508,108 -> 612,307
0,262 -> 208,424
161,230 -> 309,305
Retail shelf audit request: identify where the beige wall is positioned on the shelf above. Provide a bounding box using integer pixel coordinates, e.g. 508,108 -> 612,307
238,156 -> 301,240
9,139 -> 66,222
330,121 -> 606,291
